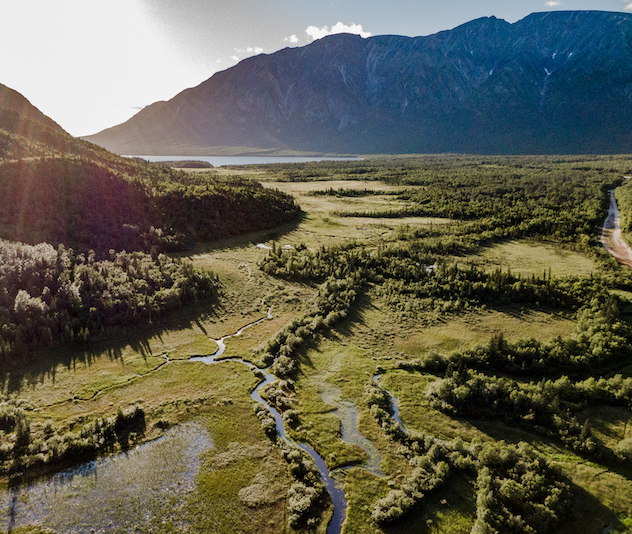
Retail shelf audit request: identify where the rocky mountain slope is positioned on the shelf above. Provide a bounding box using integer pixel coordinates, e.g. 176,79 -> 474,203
85,11 -> 632,155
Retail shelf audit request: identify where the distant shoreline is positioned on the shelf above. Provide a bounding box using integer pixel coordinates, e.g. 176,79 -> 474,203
126,155 -> 363,166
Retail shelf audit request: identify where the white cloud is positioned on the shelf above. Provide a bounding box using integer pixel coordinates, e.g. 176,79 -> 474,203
305,22 -> 372,41
625,2 -> 632,11
284,34 -> 299,44
546,1 -> 562,6
234,46 -> 264,55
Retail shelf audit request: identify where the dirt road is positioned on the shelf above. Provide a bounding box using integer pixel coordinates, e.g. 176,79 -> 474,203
601,188 -> 632,268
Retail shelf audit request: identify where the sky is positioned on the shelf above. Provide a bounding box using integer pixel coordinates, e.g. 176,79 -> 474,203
2,0 -> 631,137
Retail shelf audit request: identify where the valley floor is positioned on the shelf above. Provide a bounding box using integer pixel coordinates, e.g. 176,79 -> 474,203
4,156 -> 632,534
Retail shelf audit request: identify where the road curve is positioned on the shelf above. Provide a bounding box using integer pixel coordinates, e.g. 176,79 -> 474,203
601,188 -> 632,269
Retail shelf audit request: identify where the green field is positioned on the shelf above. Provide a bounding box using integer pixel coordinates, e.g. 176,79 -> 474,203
4,155 -> 632,534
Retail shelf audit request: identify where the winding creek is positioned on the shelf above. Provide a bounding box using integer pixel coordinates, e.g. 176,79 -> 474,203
318,382 -> 383,477
2,309 -> 391,534
373,374 -> 405,431
190,310 -> 350,534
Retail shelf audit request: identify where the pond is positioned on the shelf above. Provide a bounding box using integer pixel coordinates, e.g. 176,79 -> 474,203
2,313 -> 395,534
1,422 -> 212,533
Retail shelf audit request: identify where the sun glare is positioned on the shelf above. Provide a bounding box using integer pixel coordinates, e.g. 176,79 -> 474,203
0,0 -> 205,135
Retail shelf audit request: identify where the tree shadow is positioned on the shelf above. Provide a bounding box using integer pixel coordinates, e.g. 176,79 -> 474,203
382,473 -> 477,534
379,457 -> 624,534
182,216 -> 305,256
463,414 -> 632,482
293,293 -> 372,375
0,296 -> 221,396
558,473 -> 629,534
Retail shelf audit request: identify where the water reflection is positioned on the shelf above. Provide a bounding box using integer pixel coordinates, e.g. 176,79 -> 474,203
318,382 -> 384,476
1,422 -> 212,533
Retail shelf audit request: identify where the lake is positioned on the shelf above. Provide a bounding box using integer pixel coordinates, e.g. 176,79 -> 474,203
126,155 -> 362,166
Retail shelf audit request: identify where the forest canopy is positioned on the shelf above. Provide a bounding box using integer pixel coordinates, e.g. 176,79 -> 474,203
0,94 -> 301,366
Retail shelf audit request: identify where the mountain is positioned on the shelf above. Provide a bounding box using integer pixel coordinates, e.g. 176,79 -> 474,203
84,11 -> 632,155
0,84 -> 300,254
0,83 -> 64,133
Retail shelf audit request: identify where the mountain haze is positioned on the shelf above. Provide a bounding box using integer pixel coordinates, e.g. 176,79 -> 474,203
0,83 -> 300,253
85,11 -> 632,155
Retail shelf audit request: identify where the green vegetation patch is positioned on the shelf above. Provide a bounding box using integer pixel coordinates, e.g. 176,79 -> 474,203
389,307 -> 576,357
187,407 -> 289,534
470,240 -> 597,278
6,155 -> 632,533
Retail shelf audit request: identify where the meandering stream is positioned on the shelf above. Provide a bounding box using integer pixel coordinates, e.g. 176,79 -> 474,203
318,382 -> 384,477
373,374 -> 405,430
189,310 -> 350,534
188,310 -> 390,534
2,309 -> 392,534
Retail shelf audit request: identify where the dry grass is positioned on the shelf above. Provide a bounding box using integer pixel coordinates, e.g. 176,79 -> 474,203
392,308 -> 576,357
187,406 -> 290,534
468,240 -> 597,278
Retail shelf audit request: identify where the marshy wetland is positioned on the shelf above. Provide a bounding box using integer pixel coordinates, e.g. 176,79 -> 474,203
4,155 -> 632,533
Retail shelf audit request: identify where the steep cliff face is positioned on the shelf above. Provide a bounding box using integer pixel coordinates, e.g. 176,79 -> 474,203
84,11 -> 632,155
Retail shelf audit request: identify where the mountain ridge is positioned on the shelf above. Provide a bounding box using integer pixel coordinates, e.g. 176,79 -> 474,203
84,10 -> 632,155
0,82 -> 300,254
0,82 -> 65,133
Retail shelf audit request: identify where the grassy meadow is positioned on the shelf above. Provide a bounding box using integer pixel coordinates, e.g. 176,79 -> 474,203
4,155 -> 632,533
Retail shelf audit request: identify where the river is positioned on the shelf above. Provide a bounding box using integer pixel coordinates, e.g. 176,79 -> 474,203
2,310 -> 390,534
190,310 -> 350,534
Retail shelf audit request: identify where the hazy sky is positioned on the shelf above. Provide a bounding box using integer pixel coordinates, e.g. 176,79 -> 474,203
2,0 -> 631,136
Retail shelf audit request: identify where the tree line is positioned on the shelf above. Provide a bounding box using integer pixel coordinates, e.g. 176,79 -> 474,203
0,397 -> 147,477
0,239 -> 218,366
366,383 -> 572,532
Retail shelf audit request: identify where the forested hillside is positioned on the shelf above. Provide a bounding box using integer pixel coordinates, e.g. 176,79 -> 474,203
0,92 -> 300,254
0,157 -> 300,253
0,83 -> 300,366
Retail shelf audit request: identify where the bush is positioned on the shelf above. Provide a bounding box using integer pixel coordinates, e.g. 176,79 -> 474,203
287,482 -> 322,528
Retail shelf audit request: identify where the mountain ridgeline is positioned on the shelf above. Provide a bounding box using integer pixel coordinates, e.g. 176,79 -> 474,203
85,11 -> 632,155
0,84 -> 300,255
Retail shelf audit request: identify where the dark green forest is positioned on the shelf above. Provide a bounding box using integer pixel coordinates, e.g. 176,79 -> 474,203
0,157 -> 300,254
0,239 -> 219,366
0,96 -> 301,368
253,155 -> 632,532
